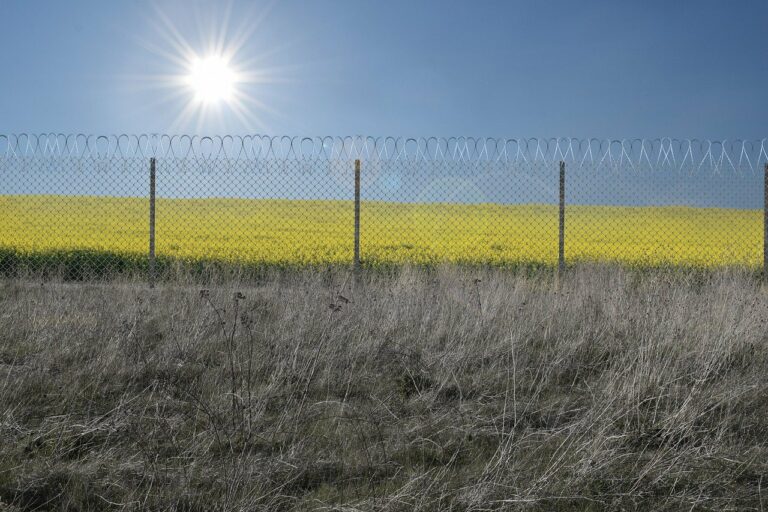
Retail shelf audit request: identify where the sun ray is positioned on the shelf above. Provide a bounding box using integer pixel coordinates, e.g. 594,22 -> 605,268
128,0 -> 290,133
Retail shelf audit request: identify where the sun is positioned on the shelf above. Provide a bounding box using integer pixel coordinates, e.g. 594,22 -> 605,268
186,55 -> 237,104
135,2 -> 289,131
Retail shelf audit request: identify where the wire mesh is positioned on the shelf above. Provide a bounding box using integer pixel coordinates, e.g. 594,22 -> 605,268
154,157 -> 355,271
0,134 -> 765,280
0,156 -> 148,279
567,161 -> 762,267
361,160 -> 559,267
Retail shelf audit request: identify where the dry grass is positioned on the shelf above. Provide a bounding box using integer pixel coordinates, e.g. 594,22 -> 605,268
0,266 -> 766,511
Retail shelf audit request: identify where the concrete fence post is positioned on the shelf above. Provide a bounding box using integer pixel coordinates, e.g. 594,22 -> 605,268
558,160 -> 565,276
149,157 -> 156,288
354,159 -> 361,271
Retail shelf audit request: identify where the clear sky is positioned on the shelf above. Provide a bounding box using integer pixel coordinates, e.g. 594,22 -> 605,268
0,0 -> 766,139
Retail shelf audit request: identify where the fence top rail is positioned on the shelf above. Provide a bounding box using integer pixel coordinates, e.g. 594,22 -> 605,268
0,134 -> 767,172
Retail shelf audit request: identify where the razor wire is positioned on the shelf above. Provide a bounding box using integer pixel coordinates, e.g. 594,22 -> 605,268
0,134 -> 765,279
2,134 -> 767,173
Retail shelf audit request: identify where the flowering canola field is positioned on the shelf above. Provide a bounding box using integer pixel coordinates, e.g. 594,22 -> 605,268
0,195 -> 761,269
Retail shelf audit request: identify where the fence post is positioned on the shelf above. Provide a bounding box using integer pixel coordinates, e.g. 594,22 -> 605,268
354,159 -> 361,271
149,157 -> 156,288
764,163 -> 767,281
558,160 -> 565,276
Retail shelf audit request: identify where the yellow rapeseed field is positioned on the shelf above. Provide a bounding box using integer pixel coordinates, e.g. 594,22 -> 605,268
0,195 -> 761,268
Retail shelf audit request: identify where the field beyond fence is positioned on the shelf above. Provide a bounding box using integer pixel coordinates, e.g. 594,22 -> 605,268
1,135 -> 767,279
0,195 -> 762,270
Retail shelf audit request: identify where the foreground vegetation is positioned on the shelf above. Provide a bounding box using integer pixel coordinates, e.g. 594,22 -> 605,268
0,266 -> 766,510
0,195 -> 761,271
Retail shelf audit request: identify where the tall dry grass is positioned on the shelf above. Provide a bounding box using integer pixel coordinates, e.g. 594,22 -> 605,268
0,266 -> 766,511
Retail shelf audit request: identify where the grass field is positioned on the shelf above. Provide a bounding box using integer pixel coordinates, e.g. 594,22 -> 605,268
1,267 -> 766,510
0,195 -> 762,273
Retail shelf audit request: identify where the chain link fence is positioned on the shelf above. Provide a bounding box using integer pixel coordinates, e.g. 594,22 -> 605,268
1,134 -> 766,281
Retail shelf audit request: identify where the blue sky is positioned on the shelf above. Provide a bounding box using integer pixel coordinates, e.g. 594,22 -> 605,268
0,0 -> 766,139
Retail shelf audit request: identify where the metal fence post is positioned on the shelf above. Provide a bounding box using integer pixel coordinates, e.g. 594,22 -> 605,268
558,160 -> 565,276
764,163 -> 767,281
149,157 -> 156,288
354,159 -> 361,271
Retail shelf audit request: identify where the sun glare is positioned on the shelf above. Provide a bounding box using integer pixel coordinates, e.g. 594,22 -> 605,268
186,55 -> 237,104
137,2 -> 288,131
